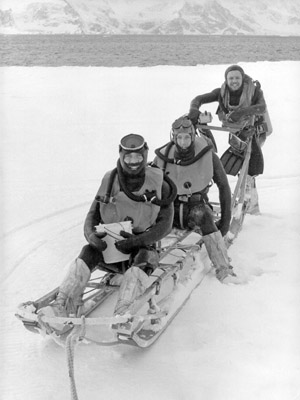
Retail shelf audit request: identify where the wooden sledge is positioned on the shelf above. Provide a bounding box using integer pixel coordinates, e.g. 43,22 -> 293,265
15,229 -> 212,348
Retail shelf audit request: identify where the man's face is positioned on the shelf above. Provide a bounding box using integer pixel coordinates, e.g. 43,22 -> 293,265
176,132 -> 192,150
123,152 -> 144,173
226,70 -> 243,91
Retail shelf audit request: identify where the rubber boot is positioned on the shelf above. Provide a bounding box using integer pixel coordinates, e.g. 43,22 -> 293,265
202,231 -> 236,282
245,175 -> 260,215
114,266 -> 149,315
38,258 -> 91,332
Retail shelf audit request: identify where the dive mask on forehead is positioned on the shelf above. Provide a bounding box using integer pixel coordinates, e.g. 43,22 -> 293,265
171,116 -> 195,143
119,134 -> 148,152
172,116 -> 193,130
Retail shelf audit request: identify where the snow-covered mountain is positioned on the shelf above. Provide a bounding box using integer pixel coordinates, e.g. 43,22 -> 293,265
0,0 -> 300,35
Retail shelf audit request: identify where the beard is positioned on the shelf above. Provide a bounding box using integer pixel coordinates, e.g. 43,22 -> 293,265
121,167 -> 146,192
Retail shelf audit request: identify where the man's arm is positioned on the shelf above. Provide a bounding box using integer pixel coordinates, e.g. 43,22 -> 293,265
212,153 -> 232,236
189,88 -> 220,110
248,86 -> 267,114
188,88 -> 220,124
84,198 -> 101,241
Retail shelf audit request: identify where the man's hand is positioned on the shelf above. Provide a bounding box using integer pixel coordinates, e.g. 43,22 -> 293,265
187,109 -> 200,125
88,231 -> 107,251
115,230 -> 136,254
119,230 -> 134,239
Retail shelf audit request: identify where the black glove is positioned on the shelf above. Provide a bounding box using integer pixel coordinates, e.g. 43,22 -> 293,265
88,232 -> 107,251
187,109 -> 200,126
115,230 -> 138,254
215,219 -> 230,237
119,230 -> 133,239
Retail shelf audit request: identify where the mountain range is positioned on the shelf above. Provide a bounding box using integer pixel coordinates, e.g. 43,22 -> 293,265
1,0 -> 300,35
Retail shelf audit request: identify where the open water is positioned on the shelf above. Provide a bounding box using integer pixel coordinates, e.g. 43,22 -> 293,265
1,34 -> 300,66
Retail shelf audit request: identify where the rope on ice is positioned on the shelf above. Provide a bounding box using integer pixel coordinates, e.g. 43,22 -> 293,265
66,316 -> 86,400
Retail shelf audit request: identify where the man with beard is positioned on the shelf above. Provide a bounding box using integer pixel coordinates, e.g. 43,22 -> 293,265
39,134 -> 177,331
188,65 -> 270,215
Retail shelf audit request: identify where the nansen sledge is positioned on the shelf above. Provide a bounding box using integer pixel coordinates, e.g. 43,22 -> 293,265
16,229 -> 212,348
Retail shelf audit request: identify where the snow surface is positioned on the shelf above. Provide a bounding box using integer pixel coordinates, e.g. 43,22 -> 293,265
1,61 -> 300,400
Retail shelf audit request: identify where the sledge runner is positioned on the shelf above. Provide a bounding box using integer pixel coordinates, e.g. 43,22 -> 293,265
38,134 -> 177,331
188,64 -> 272,215
153,115 -> 237,283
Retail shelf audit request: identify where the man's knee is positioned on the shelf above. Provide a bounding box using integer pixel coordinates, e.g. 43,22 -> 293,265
133,247 -> 159,276
201,206 -> 218,235
188,204 -> 217,235
78,245 -> 104,271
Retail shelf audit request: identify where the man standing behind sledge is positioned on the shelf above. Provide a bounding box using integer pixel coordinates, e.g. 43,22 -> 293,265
188,64 -> 271,215
39,134 -> 177,330
153,115 -> 237,283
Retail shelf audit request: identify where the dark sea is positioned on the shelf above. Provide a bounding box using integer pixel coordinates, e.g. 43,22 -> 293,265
1,34 -> 300,67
